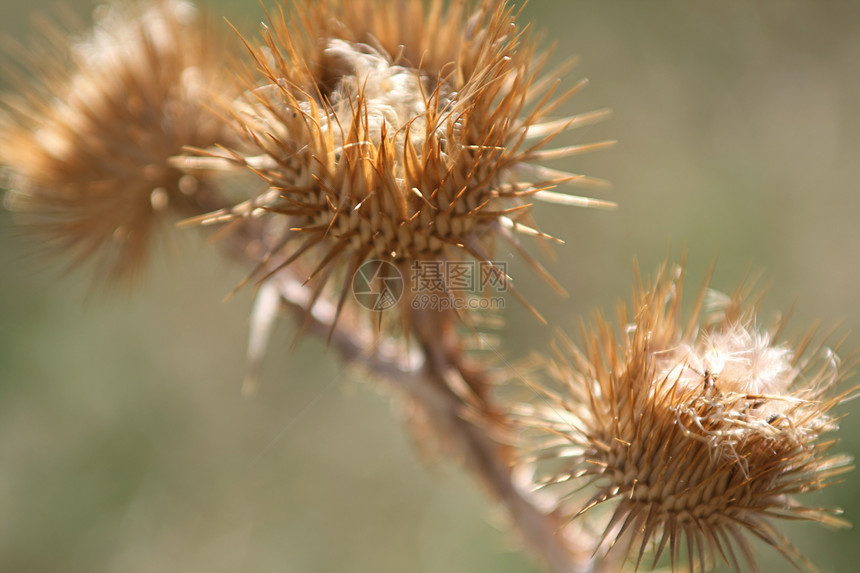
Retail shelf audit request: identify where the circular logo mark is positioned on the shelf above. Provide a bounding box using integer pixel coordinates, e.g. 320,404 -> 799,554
352,260 -> 404,311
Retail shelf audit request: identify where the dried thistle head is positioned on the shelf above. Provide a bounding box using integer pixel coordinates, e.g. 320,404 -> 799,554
192,0 -> 614,328
0,0 -> 233,283
513,262 -> 855,572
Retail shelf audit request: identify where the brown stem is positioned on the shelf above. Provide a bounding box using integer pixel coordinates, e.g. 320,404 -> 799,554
189,192 -> 596,571
267,272 -> 592,573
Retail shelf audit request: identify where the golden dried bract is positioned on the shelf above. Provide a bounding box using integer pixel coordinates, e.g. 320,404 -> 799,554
194,0 -> 614,329
0,0 -> 233,283
512,262 -> 855,572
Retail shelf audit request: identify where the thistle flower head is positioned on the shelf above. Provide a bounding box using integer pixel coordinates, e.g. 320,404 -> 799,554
193,0 -> 614,326
0,0 -> 232,282
513,262 -> 855,572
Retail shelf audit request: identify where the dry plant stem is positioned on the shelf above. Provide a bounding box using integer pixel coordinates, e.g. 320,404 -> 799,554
267,270 -> 590,573
412,306 -> 589,573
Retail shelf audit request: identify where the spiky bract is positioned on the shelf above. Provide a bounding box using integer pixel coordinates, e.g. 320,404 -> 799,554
200,0 -> 613,328
0,0 -> 232,282
513,263 -> 854,572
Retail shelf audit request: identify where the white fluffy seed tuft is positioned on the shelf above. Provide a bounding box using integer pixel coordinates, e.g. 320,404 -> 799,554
659,323 -> 797,397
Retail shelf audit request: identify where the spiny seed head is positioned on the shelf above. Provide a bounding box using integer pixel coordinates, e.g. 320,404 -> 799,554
513,262 -> 855,572
0,0 -> 233,283
197,0 -> 614,326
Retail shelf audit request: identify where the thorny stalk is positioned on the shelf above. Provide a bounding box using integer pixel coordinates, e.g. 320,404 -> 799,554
265,265 -> 590,573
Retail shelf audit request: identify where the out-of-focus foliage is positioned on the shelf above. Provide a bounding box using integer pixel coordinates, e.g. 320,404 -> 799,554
1,2 -> 858,572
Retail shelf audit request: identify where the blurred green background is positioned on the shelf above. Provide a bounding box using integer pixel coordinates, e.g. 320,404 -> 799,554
2,1 -> 859,572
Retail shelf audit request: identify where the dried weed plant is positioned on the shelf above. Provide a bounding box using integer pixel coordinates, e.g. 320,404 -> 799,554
509,263 -> 856,572
1,1 -> 854,572
178,0 -> 615,334
1,0 -> 236,283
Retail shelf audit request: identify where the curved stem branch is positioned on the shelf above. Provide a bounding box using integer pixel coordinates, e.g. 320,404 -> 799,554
267,271 -> 592,573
